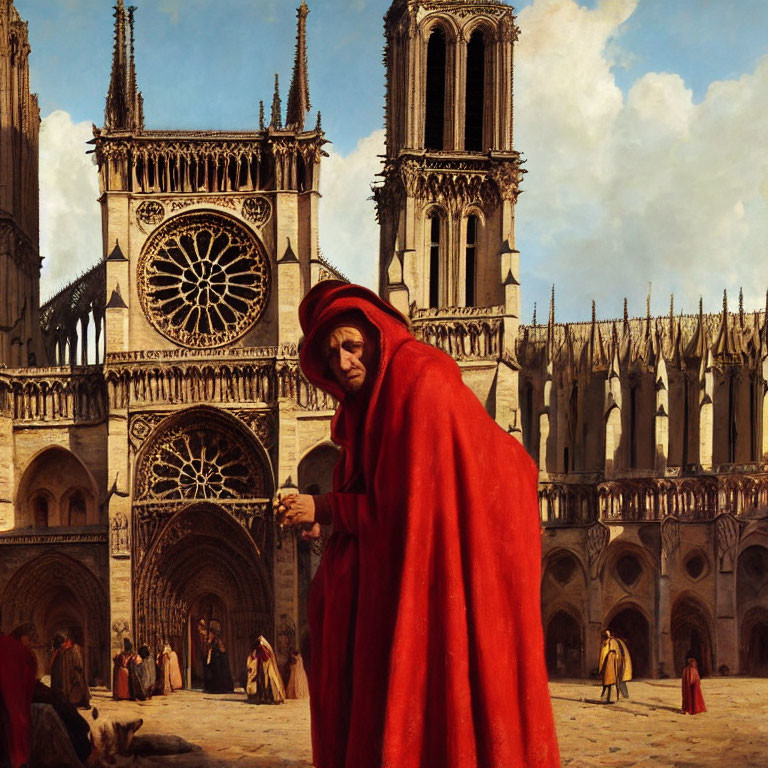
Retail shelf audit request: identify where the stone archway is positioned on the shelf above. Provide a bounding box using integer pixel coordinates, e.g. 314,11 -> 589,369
737,544 -> 768,675
741,607 -> 768,676
607,605 -> 651,678
15,446 -> 99,528
545,610 -> 583,677
1,553 -> 108,684
135,503 -> 273,690
671,595 -> 713,676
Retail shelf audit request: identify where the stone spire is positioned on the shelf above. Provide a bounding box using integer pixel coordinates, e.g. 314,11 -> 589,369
105,0 -> 142,131
286,1 -> 311,130
127,5 -> 144,130
271,73 -> 282,129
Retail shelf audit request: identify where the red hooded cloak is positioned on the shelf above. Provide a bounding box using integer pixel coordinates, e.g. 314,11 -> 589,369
681,660 -> 706,715
0,634 -> 36,768
299,282 -> 560,768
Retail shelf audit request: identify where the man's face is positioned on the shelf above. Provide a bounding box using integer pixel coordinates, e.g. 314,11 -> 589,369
326,325 -> 368,394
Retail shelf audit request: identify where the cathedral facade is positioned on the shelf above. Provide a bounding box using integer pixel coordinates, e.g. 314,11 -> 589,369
0,0 -> 766,689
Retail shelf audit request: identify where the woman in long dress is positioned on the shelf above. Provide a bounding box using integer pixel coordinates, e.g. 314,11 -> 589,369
285,650 -> 309,699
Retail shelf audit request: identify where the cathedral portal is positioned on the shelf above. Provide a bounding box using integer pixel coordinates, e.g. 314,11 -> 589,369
133,408 -> 274,687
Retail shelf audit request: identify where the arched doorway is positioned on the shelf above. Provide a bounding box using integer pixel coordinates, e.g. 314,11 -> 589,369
133,408 -> 274,689
1,554 -> 108,684
741,607 -> 768,676
671,595 -> 713,676
545,610 -> 583,677
135,504 -> 273,689
297,443 -> 340,666
608,605 -> 651,678
737,545 -> 768,675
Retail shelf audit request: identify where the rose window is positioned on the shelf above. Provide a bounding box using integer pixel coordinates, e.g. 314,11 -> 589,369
138,211 -> 270,348
142,427 -> 263,501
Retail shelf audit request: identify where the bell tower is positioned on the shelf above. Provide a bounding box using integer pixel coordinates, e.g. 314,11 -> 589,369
375,0 -> 525,434
0,0 -> 42,367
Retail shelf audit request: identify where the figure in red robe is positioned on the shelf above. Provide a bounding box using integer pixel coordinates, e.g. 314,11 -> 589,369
681,658 -> 706,715
0,626 -> 37,768
281,282 -> 560,768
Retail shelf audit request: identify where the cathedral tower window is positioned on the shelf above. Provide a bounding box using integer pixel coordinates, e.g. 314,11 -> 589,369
428,212 -> 442,308
464,30 -> 486,152
629,384 -> 638,469
424,26 -> 447,151
465,214 -> 477,306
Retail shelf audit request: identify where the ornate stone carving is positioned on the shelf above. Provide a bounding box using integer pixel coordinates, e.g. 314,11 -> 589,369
234,409 -> 277,451
110,511 -> 130,557
241,196 -> 272,227
137,211 -> 271,348
169,197 -> 238,212
716,512 -> 745,572
586,521 -> 610,578
661,516 -> 681,556
128,412 -> 168,452
135,200 -> 165,231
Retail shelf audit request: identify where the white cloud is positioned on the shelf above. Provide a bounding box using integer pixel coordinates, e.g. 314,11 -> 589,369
39,110 -> 101,302
318,129 -> 384,290
515,0 -> 768,321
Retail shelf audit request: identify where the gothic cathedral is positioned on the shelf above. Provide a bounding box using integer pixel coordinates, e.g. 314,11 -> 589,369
1,0 -> 767,689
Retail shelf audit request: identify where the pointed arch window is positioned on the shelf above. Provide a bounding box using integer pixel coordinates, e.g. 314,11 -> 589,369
34,496 -> 49,528
425,27 -> 447,151
428,212 -> 441,308
465,214 -> 478,306
465,30 -> 486,151
629,384 -> 638,468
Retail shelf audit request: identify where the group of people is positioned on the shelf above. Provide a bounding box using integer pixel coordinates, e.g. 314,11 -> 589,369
599,629 -> 707,714
112,639 -> 183,701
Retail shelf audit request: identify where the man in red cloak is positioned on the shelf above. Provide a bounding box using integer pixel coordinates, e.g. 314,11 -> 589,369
681,658 -> 706,715
281,281 -> 560,768
0,626 -> 37,768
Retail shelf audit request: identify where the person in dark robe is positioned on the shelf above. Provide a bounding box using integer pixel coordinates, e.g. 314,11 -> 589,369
0,626 -> 37,768
136,646 -> 155,701
49,633 -> 90,709
198,621 -> 234,694
280,282 -> 560,768
681,657 -> 707,715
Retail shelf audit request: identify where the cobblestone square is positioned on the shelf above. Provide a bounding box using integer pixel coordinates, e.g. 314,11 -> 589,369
90,677 -> 768,767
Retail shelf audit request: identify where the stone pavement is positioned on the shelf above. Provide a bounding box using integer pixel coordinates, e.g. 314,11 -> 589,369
90,678 -> 768,767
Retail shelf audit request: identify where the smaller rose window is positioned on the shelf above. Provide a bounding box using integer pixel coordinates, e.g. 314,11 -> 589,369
138,211 -> 270,348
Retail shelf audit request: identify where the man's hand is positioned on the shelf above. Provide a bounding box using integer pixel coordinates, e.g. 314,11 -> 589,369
280,494 -> 316,527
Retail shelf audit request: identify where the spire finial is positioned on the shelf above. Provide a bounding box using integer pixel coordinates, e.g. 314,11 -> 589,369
549,285 -> 555,326
699,296 -> 703,316
271,74 -> 282,129
723,289 -> 728,315
623,297 -> 628,324
315,111 -> 322,132
646,283 -> 651,319
532,302 -> 537,327
105,1 -> 141,131
591,299 -> 596,325
670,293 -> 674,319
259,100 -> 265,131
286,2 -> 311,130
739,286 -> 744,325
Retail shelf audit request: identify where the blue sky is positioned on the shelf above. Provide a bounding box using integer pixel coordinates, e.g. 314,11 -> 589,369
18,0 -> 768,321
